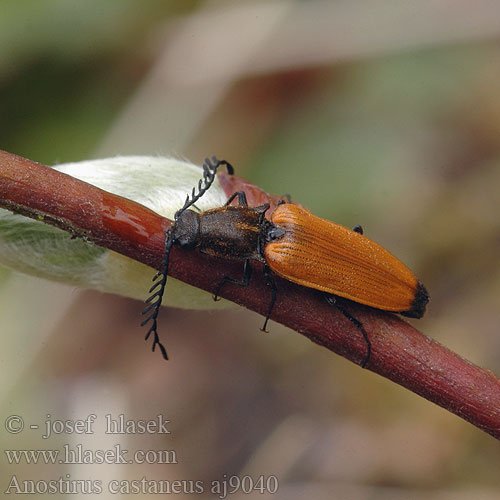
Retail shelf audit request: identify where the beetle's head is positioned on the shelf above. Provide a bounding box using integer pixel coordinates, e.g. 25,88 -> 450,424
172,209 -> 200,249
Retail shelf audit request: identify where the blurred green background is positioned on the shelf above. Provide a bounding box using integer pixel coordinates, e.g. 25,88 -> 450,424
1,1 -> 499,499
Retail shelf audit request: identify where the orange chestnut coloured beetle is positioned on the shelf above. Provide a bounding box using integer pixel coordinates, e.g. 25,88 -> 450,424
142,157 -> 429,366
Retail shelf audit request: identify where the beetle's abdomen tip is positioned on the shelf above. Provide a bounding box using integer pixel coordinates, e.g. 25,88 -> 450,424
401,280 -> 429,319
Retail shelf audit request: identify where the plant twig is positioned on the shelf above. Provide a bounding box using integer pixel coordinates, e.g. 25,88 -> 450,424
1,149 -> 499,439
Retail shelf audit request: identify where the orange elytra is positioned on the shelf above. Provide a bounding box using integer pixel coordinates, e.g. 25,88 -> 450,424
265,203 -> 429,319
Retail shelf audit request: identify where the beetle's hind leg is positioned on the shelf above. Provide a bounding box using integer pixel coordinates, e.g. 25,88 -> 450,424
325,295 -> 371,368
261,265 -> 277,333
213,259 -> 252,302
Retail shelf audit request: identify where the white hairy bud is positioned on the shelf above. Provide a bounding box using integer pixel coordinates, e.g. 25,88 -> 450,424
0,156 -> 234,309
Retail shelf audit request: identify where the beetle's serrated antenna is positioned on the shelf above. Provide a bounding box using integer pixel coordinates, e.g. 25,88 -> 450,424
141,156 -> 234,359
173,156 -> 233,219
141,228 -> 175,360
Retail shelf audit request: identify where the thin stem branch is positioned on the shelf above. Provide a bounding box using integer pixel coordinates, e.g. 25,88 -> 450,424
1,149 -> 499,439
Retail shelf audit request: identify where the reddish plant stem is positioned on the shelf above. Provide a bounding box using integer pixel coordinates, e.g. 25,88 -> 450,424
1,149 -> 500,439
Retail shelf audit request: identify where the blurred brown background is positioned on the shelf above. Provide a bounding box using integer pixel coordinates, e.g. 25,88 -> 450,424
1,1 -> 499,499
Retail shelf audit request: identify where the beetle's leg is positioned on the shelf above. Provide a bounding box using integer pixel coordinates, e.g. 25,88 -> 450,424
225,190 -> 248,207
325,295 -> 371,368
213,259 -> 252,301
261,265 -> 277,333
352,225 -> 363,234
276,194 -> 292,208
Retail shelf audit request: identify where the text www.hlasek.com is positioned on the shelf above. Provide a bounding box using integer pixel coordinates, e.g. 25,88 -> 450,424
4,444 -> 176,465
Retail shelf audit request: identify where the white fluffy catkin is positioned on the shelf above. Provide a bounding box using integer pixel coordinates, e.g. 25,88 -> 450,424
0,156 -> 235,309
